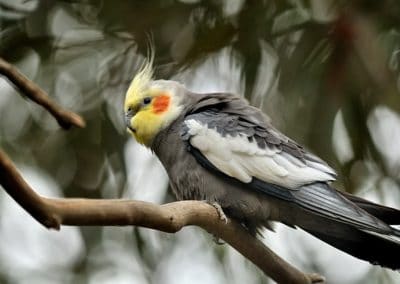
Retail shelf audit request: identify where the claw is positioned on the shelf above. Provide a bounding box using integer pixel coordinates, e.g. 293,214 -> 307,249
211,202 -> 228,224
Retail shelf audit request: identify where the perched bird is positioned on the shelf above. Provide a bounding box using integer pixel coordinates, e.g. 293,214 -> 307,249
124,57 -> 400,269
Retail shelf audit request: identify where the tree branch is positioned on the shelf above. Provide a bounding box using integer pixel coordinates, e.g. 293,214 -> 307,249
0,150 -> 324,284
0,57 -> 324,283
0,57 -> 85,129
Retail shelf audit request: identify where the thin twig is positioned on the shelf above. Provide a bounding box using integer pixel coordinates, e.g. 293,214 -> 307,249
0,150 -> 324,284
0,57 -> 85,129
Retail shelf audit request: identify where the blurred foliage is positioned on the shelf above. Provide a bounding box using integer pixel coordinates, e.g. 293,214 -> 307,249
1,0 -> 400,283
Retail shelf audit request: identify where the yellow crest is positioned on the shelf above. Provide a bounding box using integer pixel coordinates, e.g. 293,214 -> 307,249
124,50 -> 155,112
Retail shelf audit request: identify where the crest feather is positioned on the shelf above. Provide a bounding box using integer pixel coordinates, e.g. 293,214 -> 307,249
126,48 -> 155,102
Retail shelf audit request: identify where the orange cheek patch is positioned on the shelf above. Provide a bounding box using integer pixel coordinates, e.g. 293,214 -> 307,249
152,95 -> 170,114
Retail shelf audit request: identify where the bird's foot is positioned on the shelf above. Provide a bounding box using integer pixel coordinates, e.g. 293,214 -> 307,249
211,202 -> 228,224
206,202 -> 228,245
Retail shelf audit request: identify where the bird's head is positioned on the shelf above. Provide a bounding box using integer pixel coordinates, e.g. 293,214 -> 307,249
124,59 -> 185,146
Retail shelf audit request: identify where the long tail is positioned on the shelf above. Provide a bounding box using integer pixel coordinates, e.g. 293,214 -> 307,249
290,183 -> 400,269
339,191 -> 400,225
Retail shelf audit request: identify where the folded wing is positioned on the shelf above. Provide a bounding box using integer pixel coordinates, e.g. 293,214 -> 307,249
181,109 -> 336,189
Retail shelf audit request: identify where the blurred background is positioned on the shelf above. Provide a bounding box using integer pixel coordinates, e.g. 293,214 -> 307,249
1,0 -> 400,283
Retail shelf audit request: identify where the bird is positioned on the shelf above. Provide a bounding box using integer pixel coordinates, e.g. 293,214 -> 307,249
124,56 -> 400,270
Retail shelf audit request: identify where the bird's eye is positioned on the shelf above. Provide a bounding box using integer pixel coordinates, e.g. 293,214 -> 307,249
143,97 -> 152,105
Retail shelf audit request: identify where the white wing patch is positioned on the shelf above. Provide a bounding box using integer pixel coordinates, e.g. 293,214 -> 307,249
185,119 -> 336,189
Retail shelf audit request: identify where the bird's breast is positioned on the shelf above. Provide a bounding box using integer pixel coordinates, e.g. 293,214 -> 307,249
151,121 -> 283,226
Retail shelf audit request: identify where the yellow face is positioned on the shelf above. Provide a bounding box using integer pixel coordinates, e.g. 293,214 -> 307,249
124,59 -> 183,146
124,88 -> 172,146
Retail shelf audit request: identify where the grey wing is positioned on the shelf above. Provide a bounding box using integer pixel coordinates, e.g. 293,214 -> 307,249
181,109 -> 336,189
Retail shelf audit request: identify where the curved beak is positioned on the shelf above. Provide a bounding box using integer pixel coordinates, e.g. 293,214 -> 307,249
125,112 -> 136,133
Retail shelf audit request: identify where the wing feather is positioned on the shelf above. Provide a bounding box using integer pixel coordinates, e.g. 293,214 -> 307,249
181,110 -> 336,189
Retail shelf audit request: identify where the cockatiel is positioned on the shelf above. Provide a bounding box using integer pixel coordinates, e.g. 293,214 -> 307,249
124,58 -> 400,269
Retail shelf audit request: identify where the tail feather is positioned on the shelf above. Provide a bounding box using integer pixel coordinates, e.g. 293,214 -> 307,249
338,191 -> 400,225
299,216 -> 400,269
291,183 -> 393,233
289,183 -> 400,269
